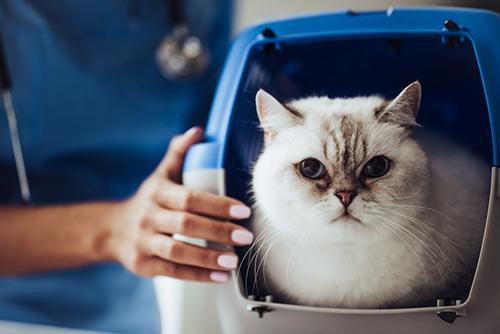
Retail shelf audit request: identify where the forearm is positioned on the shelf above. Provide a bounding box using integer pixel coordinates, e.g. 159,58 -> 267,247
0,128 -> 254,282
0,202 -> 120,275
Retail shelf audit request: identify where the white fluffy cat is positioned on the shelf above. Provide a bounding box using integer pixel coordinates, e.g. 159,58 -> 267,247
250,82 -> 489,308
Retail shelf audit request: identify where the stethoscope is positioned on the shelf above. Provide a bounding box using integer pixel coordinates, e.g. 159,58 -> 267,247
156,0 -> 209,80
0,0 -> 209,203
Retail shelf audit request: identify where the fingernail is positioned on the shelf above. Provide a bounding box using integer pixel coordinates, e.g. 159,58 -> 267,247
229,205 -> 251,219
210,271 -> 229,283
231,229 -> 254,245
184,126 -> 202,137
217,254 -> 238,269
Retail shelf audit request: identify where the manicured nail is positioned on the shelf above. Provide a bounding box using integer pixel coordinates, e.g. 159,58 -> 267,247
210,271 -> 229,283
217,254 -> 238,269
231,229 -> 254,245
184,126 -> 202,137
229,205 -> 251,219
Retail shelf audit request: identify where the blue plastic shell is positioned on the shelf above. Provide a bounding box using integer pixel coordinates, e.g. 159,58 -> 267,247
184,7 -> 500,172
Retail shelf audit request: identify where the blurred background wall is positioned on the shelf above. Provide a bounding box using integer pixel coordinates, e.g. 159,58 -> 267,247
234,0 -> 499,31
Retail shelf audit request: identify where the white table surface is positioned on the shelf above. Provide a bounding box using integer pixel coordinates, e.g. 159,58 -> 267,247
0,321 -> 107,334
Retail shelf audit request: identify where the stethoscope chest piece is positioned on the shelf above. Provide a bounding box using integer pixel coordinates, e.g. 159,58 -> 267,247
156,24 -> 209,80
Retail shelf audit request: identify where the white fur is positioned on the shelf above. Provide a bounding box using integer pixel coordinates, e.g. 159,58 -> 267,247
250,88 -> 489,308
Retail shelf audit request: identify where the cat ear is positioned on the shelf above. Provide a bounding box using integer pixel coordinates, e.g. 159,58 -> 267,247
256,89 -> 303,139
377,81 -> 421,127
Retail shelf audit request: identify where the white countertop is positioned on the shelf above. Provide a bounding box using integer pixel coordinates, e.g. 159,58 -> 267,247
0,321 -> 107,334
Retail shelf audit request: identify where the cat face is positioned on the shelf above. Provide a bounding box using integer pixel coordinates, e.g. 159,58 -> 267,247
252,82 -> 431,243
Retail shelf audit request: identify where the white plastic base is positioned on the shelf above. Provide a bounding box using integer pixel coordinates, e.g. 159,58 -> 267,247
154,168 -> 225,334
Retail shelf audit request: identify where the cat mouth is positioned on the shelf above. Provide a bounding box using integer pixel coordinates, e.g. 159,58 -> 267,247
331,211 -> 362,224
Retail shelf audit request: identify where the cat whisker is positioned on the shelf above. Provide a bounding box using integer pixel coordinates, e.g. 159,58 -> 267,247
382,208 -> 465,249
384,218 -> 447,287
373,211 -> 452,288
371,215 -> 430,284
251,231 -> 282,295
250,231 -> 280,294
400,219 -> 459,272
238,223 -> 273,269
274,204 -> 331,284
382,211 -> 462,278
237,223 -> 275,294
253,222 -> 304,295
297,217 -> 325,265
381,203 -> 454,222
246,225 -> 281,295
376,192 -> 421,201
258,232 -> 286,294
240,210 -> 286,293
285,215 -> 323,283
250,201 -> 328,296
240,215 -> 283,296
378,183 -> 426,199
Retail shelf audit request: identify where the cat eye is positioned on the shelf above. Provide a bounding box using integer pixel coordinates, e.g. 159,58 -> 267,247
363,155 -> 391,178
299,158 -> 326,179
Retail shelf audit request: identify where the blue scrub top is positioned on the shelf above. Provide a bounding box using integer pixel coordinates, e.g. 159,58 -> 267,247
0,1 -> 231,333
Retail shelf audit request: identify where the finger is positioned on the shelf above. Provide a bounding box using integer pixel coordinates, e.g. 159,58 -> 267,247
150,210 -> 254,245
155,182 -> 251,220
155,127 -> 204,182
144,258 -> 229,283
147,234 -> 240,271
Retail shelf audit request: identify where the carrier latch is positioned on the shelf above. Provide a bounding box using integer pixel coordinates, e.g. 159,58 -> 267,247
436,299 -> 466,324
442,19 -> 466,48
247,295 -> 274,318
259,28 -> 281,55
248,305 -> 273,318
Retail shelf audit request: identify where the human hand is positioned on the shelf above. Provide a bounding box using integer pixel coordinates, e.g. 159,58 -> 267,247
106,127 -> 253,282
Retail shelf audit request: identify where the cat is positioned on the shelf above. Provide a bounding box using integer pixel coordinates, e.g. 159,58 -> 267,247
248,82 -> 489,309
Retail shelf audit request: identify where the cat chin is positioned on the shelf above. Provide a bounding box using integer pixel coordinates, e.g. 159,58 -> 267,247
314,221 -> 385,244
330,212 -> 362,224
257,214 -> 380,245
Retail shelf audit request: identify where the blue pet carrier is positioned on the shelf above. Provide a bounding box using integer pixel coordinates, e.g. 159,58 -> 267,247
178,7 -> 500,334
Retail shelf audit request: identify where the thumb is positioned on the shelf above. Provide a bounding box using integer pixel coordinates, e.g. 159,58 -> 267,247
156,127 -> 204,182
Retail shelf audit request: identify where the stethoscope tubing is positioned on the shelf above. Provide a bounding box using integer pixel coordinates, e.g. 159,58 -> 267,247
0,33 -> 31,203
2,89 -> 31,203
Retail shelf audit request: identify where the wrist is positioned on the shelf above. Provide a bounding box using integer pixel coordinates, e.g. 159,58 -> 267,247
93,201 -> 127,263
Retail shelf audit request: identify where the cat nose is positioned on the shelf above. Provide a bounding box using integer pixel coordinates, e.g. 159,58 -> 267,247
334,190 -> 357,207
